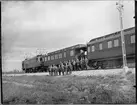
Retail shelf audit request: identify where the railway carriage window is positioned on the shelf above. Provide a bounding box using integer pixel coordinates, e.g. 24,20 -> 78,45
70,50 -> 74,56
64,52 -> 66,57
59,53 -> 62,58
55,54 -> 58,59
60,53 -> 62,58
131,35 -> 135,43
91,46 -> 95,52
45,57 -> 47,61
42,58 -> 44,61
99,43 -> 102,50
88,46 -> 90,52
51,56 -> 53,60
108,41 -> 112,48
51,56 -> 52,60
48,56 -> 50,61
114,39 -> 119,47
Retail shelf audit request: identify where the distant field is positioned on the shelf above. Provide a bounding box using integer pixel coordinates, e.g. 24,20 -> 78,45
2,69 -> 136,104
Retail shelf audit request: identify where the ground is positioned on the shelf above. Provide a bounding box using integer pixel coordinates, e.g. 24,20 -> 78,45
2,68 -> 136,104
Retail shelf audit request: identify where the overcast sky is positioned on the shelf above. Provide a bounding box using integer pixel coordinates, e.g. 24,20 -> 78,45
2,1 -> 135,72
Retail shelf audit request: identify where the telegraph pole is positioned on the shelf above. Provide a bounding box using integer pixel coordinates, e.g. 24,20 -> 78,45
116,0 -> 128,73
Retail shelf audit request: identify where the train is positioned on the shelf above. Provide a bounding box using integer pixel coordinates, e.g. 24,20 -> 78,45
22,27 -> 135,73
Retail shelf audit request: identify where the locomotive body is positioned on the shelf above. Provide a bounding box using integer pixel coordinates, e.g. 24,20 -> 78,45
22,55 -> 44,73
87,27 -> 135,69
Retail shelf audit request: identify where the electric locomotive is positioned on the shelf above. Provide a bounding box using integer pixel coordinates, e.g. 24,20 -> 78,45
22,55 -> 44,73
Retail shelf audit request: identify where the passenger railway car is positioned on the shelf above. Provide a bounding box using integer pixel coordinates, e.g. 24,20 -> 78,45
43,44 -> 87,71
87,27 -> 135,69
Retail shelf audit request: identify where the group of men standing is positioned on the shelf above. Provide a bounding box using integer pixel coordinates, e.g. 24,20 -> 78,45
48,57 -> 88,76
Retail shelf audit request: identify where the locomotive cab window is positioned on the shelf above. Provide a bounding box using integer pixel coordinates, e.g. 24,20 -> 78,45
88,46 -> 90,52
39,57 -> 41,62
99,43 -> 102,50
131,35 -> 135,43
108,41 -> 112,48
91,46 -> 95,52
114,39 -> 119,47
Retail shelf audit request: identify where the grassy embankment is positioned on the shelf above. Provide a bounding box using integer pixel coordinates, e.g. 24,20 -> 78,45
2,71 -> 136,104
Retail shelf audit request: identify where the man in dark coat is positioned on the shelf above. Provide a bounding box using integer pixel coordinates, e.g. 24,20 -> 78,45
80,58 -> 83,70
50,65 -> 53,76
65,62 -> 69,75
68,60 -> 72,74
73,59 -> 76,71
48,65 -> 51,76
76,58 -> 80,71
71,59 -> 74,71
58,64 -> 62,75
60,62 -> 65,75
54,65 -> 58,76
85,57 -> 88,70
